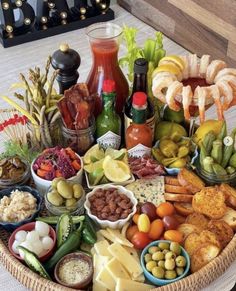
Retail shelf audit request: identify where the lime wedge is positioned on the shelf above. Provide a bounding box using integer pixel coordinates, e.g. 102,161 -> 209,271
88,168 -> 104,186
84,159 -> 104,173
105,148 -> 127,160
103,155 -> 131,183
84,144 -> 105,164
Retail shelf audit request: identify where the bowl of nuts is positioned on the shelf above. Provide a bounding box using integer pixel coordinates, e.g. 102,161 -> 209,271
84,184 -> 137,229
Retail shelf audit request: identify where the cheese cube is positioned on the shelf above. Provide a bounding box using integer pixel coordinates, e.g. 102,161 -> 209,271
108,243 -> 143,278
106,258 -> 130,282
94,240 -> 111,257
115,278 -> 154,291
96,268 -> 116,290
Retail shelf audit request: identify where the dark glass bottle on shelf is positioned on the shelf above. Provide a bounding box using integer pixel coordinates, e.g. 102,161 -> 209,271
124,58 -> 155,139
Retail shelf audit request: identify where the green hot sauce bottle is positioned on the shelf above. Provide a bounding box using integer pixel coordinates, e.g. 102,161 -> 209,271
96,80 -> 121,149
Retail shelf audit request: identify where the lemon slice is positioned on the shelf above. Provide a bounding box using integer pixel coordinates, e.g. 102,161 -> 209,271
152,63 -> 182,79
103,155 -> 131,183
159,55 -> 185,71
105,148 -> 127,160
84,159 -> 104,173
83,144 -> 104,164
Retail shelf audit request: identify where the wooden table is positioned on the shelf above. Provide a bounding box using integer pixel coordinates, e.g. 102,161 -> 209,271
0,4 -> 235,291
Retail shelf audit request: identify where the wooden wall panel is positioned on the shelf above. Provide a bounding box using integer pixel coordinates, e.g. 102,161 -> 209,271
118,0 -> 236,67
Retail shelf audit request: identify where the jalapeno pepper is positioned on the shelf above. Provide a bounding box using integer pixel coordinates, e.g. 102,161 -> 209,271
45,221 -> 83,271
82,215 -> 97,245
36,215 -> 85,225
56,213 -> 73,248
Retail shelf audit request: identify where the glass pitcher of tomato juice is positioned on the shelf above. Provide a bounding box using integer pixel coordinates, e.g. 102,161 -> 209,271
86,22 -> 129,117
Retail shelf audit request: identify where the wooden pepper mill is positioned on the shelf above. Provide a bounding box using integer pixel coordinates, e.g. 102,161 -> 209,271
51,43 -> 81,94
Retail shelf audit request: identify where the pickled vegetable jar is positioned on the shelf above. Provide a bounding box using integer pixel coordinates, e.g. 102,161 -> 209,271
86,22 -> 129,117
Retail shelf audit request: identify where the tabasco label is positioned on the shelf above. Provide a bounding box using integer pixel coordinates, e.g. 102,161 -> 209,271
97,131 -> 121,149
128,143 -> 151,158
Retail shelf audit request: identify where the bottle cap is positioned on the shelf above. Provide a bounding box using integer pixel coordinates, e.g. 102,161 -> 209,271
103,80 -> 115,93
132,92 -> 147,106
134,58 -> 148,74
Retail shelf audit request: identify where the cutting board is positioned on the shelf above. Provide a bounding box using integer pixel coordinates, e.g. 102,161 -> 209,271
118,0 -> 236,67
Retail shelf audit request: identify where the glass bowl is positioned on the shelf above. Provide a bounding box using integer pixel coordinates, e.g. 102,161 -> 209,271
45,181 -> 85,216
195,158 -> 236,186
0,156 -> 30,190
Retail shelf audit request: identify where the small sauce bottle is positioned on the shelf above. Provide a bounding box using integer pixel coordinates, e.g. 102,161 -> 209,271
96,80 -> 121,149
126,92 -> 152,157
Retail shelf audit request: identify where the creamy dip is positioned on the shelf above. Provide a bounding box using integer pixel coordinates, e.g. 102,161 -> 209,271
58,258 -> 91,285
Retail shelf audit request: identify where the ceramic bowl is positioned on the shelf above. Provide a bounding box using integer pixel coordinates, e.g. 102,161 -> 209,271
84,184 -> 137,229
8,221 -> 56,262
0,186 -> 42,231
141,240 -> 190,286
31,154 -> 83,195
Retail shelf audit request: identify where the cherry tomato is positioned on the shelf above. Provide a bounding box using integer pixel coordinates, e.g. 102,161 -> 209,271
126,225 -> 139,241
148,219 -> 164,240
132,213 -> 140,224
137,214 -> 151,233
164,230 -> 183,243
141,202 -> 157,221
162,215 -> 179,230
131,231 -> 152,249
156,202 -> 175,218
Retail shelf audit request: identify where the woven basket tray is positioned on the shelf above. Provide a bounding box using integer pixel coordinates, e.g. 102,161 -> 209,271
0,223 -> 236,291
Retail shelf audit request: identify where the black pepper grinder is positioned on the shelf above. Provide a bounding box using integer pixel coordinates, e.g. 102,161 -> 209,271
51,43 -> 81,94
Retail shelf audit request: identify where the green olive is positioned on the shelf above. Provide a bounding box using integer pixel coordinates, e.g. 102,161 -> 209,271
176,256 -> 187,267
165,270 -> 177,280
148,246 -> 160,254
170,242 -> 181,256
176,267 -> 184,276
162,249 -> 169,255
152,266 -> 165,279
158,260 -> 165,268
158,242 -> 170,250
165,258 -> 176,270
165,251 -> 176,260
152,251 -> 164,261
146,261 -> 157,272
144,253 -> 152,263
47,191 -> 64,206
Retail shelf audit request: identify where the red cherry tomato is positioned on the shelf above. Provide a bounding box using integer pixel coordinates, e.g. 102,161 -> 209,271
131,231 -> 152,250
162,215 -> 179,230
126,225 -> 139,241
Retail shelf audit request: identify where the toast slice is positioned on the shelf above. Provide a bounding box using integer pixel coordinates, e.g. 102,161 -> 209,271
177,223 -> 201,240
178,168 -> 205,194
219,183 -> 236,209
164,193 -> 193,203
185,212 -> 209,230
190,243 -> 221,273
221,207 -> 236,231
164,176 -> 180,186
165,184 -> 192,194
184,230 -> 221,257
207,220 -> 234,248
174,202 -> 194,216
192,187 -> 227,219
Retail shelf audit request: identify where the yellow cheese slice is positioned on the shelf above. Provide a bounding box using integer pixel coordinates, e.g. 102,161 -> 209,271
123,246 -> 140,263
106,228 -> 134,247
98,229 -> 117,243
106,257 -> 130,282
96,267 -> 116,290
94,240 -> 111,257
108,243 -> 143,278
93,254 -> 110,280
115,278 -> 154,291
131,273 -> 145,283
93,281 -> 108,291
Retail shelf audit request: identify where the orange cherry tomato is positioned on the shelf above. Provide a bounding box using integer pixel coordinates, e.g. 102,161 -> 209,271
156,202 -> 175,218
148,219 -> 164,240
126,225 -> 139,241
164,230 -> 183,243
132,213 -> 140,225
137,214 -> 151,233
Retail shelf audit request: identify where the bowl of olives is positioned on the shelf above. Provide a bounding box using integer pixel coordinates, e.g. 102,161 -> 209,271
45,178 -> 85,216
141,240 -> 190,286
